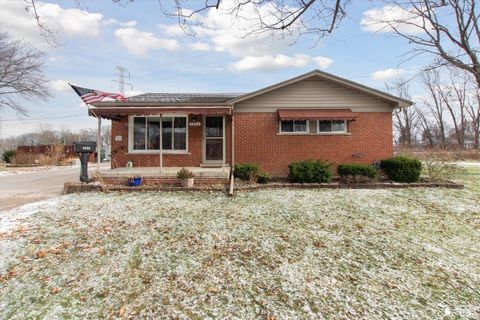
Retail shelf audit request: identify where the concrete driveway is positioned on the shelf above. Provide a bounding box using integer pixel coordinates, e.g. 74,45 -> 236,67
0,164 -> 109,211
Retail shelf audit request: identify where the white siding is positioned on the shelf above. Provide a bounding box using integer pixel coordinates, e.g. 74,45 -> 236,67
234,76 -> 395,112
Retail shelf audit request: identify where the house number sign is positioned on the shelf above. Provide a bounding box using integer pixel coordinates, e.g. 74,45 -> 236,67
189,121 -> 201,126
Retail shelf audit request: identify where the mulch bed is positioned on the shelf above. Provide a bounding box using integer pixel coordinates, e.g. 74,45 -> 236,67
234,181 -> 464,191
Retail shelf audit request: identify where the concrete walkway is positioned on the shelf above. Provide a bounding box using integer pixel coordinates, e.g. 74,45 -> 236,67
0,164 -> 109,211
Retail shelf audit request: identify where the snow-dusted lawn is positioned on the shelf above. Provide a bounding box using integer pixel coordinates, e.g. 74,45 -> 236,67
1,171 -> 479,319
0,165 -> 76,177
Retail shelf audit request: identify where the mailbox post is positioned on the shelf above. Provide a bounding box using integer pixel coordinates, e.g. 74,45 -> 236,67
74,141 -> 96,183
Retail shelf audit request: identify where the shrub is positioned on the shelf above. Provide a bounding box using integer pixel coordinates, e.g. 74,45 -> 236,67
423,156 -> 464,181
176,167 -> 194,179
256,172 -> 270,184
46,143 -> 66,165
12,151 -> 38,165
337,163 -> 378,183
380,156 -> 422,183
288,159 -> 332,183
234,163 -> 260,181
2,149 -> 16,163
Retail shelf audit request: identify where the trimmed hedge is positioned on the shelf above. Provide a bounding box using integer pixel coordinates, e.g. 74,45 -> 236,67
288,159 -> 332,183
256,172 -> 271,184
380,156 -> 422,183
234,163 -> 260,181
337,163 -> 378,182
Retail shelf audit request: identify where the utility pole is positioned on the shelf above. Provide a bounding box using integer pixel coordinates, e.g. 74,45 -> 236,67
112,66 -> 133,95
98,66 -> 133,171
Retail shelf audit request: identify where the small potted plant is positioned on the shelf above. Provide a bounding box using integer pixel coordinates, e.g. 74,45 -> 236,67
177,168 -> 195,188
128,175 -> 142,187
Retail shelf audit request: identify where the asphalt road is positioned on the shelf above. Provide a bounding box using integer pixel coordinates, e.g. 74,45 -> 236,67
0,164 -> 108,212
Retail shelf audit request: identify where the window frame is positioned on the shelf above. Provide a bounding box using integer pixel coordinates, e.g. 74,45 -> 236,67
278,119 -> 309,134
128,115 -> 188,154
317,119 -> 348,134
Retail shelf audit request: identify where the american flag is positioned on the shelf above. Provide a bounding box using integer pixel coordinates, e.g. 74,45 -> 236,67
70,84 -> 126,104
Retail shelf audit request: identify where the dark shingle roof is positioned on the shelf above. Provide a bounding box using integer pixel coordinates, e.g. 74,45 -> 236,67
126,93 -> 245,104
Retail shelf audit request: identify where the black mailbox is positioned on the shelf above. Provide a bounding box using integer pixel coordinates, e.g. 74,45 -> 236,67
74,141 -> 96,183
74,141 -> 96,153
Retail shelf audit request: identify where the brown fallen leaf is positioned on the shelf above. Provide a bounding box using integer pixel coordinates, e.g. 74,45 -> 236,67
313,240 -> 326,248
119,304 -> 126,317
51,287 -> 60,294
36,250 -> 46,259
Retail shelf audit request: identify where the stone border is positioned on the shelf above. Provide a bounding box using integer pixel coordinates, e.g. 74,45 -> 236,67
64,180 -> 463,194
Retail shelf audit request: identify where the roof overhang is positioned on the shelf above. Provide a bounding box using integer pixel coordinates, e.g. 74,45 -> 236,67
278,109 -> 357,121
228,69 -> 413,108
89,105 -> 232,120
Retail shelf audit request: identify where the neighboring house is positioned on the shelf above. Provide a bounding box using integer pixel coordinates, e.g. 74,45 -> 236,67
90,70 -> 412,178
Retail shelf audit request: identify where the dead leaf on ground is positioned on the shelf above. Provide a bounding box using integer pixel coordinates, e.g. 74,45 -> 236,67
51,287 -> 60,294
119,304 -> 126,317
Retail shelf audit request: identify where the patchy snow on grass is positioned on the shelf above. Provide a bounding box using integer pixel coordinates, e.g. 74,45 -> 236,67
0,198 -> 60,233
0,181 -> 479,319
0,166 -> 77,177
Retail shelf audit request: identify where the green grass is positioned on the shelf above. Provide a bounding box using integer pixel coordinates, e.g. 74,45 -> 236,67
0,171 -> 479,319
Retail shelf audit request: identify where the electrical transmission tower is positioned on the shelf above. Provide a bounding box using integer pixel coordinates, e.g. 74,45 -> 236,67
112,66 -> 133,95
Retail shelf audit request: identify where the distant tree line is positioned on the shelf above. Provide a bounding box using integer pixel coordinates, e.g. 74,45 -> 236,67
389,67 -> 480,150
0,125 -> 111,154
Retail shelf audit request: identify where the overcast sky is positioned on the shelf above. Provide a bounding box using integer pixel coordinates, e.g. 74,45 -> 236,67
0,0 -> 431,138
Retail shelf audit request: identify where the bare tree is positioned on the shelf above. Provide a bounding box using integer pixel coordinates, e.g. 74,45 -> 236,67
0,31 -> 51,115
157,0 -> 350,39
101,124 -> 111,150
440,67 -> 469,147
160,0 -> 480,87
26,0 -> 479,85
415,104 -> 435,147
36,124 -> 60,145
26,0 -> 350,41
386,79 -> 418,148
467,89 -> 480,148
421,69 -> 448,148
380,0 -> 480,88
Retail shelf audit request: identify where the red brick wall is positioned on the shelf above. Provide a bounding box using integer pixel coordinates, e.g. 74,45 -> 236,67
110,115 -> 232,168
234,112 -> 393,176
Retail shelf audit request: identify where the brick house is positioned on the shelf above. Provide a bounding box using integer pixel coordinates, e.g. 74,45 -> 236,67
90,70 -> 411,182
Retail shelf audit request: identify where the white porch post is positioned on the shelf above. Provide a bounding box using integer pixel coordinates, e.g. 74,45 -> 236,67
159,114 -> 163,173
231,113 -> 234,170
228,111 -> 235,196
97,117 -> 101,171
222,115 -> 226,171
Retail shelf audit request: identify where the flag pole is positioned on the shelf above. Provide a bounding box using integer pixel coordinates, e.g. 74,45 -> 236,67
69,83 -> 126,177
69,82 -> 102,173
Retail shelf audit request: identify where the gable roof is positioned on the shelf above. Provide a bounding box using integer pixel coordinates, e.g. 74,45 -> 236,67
228,69 -> 412,108
92,69 -> 411,108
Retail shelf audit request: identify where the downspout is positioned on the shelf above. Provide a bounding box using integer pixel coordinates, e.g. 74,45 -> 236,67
229,106 -> 235,196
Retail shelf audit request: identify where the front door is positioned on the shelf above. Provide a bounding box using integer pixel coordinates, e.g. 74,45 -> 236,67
204,116 -> 224,162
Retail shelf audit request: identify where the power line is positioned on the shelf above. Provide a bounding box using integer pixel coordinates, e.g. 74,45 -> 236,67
0,114 -> 86,122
